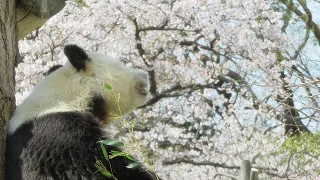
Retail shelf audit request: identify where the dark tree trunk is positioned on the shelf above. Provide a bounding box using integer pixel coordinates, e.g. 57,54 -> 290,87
0,0 -> 18,179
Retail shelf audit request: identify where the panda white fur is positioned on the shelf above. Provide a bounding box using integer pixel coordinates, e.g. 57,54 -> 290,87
5,45 -> 159,180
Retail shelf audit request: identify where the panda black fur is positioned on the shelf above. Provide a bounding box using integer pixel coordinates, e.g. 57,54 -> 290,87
5,45 -> 159,180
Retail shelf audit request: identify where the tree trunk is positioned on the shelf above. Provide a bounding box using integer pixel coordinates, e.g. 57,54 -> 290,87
0,0 -> 18,179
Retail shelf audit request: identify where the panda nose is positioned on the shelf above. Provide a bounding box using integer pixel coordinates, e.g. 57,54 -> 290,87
135,83 -> 148,95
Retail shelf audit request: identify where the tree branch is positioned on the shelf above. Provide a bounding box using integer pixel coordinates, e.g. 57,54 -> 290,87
280,0 -> 320,44
163,158 -> 240,169
163,158 -> 278,173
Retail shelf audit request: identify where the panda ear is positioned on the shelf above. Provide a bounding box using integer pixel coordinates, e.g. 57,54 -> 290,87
64,45 -> 90,71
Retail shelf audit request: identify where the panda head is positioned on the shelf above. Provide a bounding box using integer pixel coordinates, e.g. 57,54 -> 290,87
9,45 -> 150,133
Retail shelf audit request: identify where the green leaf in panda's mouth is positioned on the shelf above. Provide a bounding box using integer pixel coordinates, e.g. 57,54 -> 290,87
105,84 -> 113,91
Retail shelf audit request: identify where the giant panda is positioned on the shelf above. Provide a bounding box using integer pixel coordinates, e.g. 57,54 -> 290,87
5,45 -> 159,180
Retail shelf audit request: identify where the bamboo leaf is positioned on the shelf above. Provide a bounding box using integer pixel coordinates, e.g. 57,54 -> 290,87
101,170 -> 113,177
125,155 -> 135,161
101,140 -> 124,147
99,141 -> 109,161
126,161 -> 141,169
94,160 -> 113,178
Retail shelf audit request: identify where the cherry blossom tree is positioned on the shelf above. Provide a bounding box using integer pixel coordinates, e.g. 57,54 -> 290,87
17,0 -> 320,179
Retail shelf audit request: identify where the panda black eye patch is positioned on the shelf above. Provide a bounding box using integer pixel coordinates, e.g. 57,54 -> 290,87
64,44 -> 89,71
